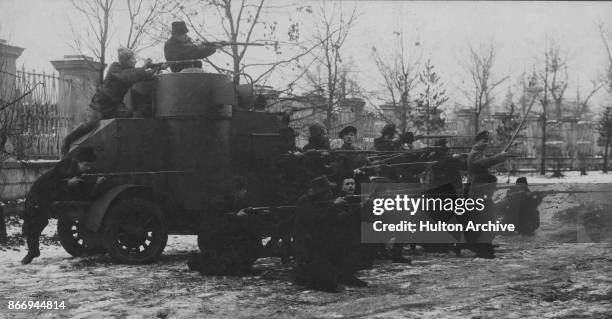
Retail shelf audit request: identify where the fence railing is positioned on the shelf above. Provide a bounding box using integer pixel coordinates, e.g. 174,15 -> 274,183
3,67 -> 72,159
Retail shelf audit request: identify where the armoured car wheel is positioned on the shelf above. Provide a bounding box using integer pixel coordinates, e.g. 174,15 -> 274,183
101,198 -> 168,264
57,216 -> 105,257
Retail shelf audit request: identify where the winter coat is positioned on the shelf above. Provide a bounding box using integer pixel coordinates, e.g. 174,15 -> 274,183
90,62 -> 154,118
467,144 -> 506,184
333,143 -> 369,180
164,36 -> 216,72
373,136 -> 401,151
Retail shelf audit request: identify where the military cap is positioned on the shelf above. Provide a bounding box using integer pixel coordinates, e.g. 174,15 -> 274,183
381,123 -> 396,135
171,21 -> 189,35
474,130 -> 490,142
339,125 -> 357,138
75,146 -> 97,162
308,175 -> 336,196
516,177 -> 528,185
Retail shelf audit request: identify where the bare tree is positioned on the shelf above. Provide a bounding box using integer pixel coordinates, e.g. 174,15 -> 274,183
372,32 -> 420,133
174,0 -> 314,95
69,0 -> 172,82
125,0 -> 170,51
544,44 -> 569,120
573,81 -> 603,118
300,2 -> 358,132
534,42 -> 569,175
69,0 -> 115,83
461,42 -> 508,134
598,23 -> 612,100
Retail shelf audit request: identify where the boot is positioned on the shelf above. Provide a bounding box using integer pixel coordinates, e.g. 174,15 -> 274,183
21,237 -> 40,265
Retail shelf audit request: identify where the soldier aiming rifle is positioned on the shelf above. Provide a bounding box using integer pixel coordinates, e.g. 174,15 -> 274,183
165,21 -> 267,73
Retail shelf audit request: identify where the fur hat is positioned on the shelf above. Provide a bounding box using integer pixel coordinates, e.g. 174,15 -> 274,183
308,123 -> 326,137
516,177 -> 528,185
339,126 -> 357,138
475,130 -> 490,142
117,47 -> 135,61
171,21 -> 189,35
75,146 -> 97,162
308,176 -> 336,196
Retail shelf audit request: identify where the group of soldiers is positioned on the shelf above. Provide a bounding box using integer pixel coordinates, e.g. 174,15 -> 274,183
17,19 -> 542,294
253,121 -> 517,292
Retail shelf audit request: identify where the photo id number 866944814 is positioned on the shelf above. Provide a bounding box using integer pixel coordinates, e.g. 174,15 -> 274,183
2,300 -> 67,312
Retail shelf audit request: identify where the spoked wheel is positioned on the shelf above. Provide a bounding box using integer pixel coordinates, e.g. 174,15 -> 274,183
101,198 -> 168,264
57,216 -> 105,257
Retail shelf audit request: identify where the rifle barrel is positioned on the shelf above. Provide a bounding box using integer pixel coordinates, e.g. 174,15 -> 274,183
81,170 -> 189,177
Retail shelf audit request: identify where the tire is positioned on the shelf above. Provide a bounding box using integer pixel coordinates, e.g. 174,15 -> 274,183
101,198 -> 168,264
57,216 -> 104,257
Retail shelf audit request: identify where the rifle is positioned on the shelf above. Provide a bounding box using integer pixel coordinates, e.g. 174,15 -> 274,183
226,205 -> 297,216
206,41 -> 268,47
359,161 -> 438,171
79,170 -> 190,179
148,62 -> 169,71
503,95 -> 538,152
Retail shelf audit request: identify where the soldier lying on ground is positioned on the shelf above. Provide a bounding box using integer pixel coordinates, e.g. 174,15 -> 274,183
499,177 -> 541,235
293,176 -> 368,292
22,147 -> 106,264
61,47 -> 157,156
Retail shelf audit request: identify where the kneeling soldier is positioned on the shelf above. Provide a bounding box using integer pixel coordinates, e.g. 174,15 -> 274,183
293,176 -> 368,292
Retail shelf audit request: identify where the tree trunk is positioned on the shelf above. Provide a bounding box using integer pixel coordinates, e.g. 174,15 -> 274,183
604,137 -> 610,173
474,110 -> 479,135
540,117 -> 547,175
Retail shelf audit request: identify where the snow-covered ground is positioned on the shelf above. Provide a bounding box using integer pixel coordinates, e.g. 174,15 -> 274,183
1,183 -> 611,318
503,170 -> 612,184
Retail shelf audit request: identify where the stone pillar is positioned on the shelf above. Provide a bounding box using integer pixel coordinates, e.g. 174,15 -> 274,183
0,39 -> 24,101
51,55 -> 104,129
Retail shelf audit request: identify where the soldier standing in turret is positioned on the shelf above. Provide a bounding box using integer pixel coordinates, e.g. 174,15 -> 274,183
462,130 -> 509,258
164,21 -> 220,72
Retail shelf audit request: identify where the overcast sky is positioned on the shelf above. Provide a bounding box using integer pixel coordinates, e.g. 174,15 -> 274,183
1,0 -> 612,110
